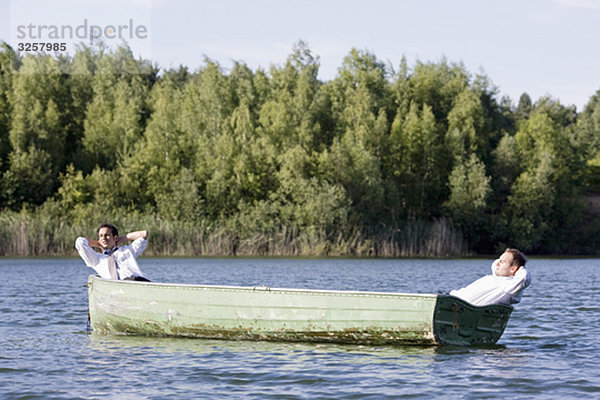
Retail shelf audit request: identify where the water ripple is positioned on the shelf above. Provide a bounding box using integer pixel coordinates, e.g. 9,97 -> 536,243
2,258 -> 600,398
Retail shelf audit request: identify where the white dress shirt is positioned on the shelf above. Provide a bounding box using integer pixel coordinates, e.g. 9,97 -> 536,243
75,237 -> 148,280
450,260 -> 532,306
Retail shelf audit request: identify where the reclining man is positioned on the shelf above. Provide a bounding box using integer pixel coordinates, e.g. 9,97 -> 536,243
450,248 -> 531,306
75,223 -> 150,281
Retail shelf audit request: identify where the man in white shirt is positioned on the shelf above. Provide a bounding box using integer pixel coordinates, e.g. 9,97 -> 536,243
75,223 -> 150,281
450,248 -> 531,306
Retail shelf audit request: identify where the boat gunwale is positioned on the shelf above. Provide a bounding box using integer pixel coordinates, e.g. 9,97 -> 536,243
88,275 -> 439,299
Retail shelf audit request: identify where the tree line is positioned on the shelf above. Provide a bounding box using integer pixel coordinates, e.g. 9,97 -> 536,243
1,41 -> 599,257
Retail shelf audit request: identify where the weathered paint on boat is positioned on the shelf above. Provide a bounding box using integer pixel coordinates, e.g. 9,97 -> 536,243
87,275 -> 513,346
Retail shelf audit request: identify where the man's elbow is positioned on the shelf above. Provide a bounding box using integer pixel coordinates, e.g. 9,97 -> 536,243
75,237 -> 87,249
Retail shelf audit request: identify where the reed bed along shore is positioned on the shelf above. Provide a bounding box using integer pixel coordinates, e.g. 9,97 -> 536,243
0,212 -> 468,258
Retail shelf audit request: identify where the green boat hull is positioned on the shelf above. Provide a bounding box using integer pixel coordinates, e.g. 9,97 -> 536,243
87,276 -> 513,346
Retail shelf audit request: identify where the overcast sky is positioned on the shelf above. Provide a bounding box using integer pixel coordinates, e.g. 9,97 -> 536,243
2,0 -> 599,111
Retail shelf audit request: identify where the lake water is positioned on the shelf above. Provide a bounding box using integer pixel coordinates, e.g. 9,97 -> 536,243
1,256 -> 599,399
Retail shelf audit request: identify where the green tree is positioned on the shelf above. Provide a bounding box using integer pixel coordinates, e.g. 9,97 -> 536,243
490,133 -> 520,202
533,96 -> 576,128
55,164 -> 93,211
154,168 -> 201,221
317,48 -> 392,226
319,127 -> 384,226
446,88 -> 487,160
516,93 -> 532,122
386,102 -> 445,220
575,90 -> 600,188
6,146 -> 54,205
161,65 -> 189,89
505,152 -> 556,251
505,110 -> 583,251
276,145 -> 349,235
258,41 -> 328,153
403,59 -> 470,128
64,45 -> 98,172
472,74 -> 512,142
182,58 -> 232,142
8,54 -> 69,205
229,61 -> 259,147
82,47 -> 150,168
0,43 -> 20,171
179,59 -> 241,217
328,48 -> 390,157
119,75 -> 188,211
0,44 -> 20,209
445,153 -> 491,248
576,90 -> 600,156
515,112 -> 579,180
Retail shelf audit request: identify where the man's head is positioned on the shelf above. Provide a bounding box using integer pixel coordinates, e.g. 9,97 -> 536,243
495,248 -> 527,276
97,223 -> 119,250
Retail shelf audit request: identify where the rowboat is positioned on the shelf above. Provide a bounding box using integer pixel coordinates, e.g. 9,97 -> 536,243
86,275 -> 513,346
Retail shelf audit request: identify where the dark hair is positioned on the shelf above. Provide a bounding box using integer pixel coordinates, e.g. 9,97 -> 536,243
97,223 -> 118,237
505,248 -> 527,267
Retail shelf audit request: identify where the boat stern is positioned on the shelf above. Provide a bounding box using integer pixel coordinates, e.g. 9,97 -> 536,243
432,295 -> 513,346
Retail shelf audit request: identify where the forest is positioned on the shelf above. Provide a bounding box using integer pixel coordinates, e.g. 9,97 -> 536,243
1,41 -> 599,257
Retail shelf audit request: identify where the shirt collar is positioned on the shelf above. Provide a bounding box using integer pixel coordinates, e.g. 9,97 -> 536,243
103,246 -> 118,255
